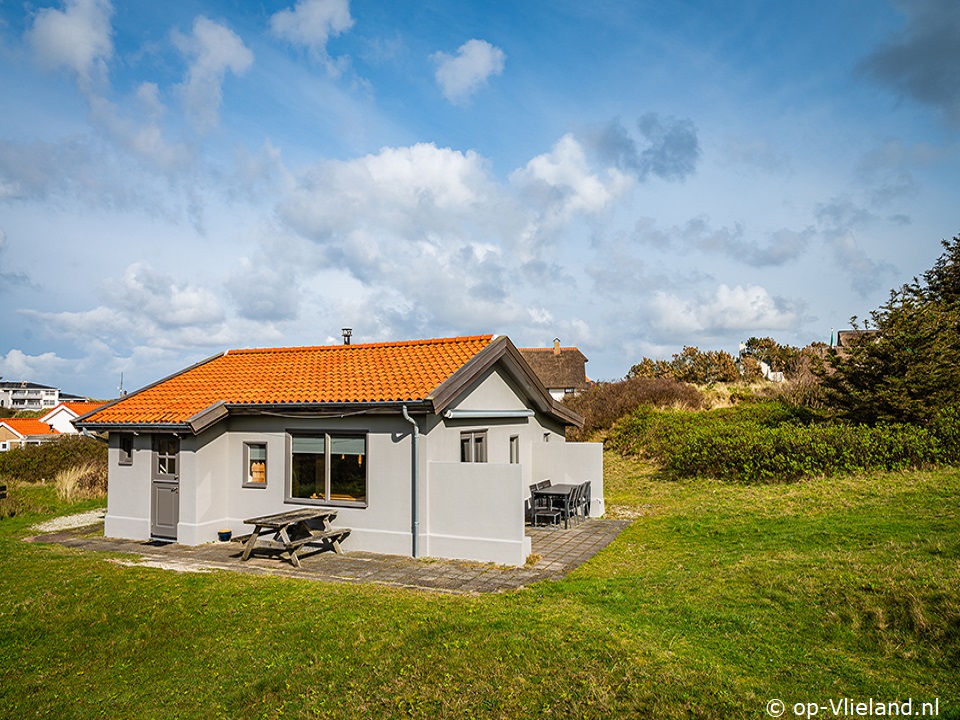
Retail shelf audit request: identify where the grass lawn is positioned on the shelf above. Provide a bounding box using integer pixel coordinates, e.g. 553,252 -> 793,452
1,454 -> 958,719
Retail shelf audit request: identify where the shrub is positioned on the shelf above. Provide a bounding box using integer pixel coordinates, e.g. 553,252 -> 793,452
564,376 -> 705,441
608,400 -> 955,483
0,436 -> 107,484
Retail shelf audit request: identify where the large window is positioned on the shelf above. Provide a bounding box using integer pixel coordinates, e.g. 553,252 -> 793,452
291,433 -> 366,505
460,430 -> 487,462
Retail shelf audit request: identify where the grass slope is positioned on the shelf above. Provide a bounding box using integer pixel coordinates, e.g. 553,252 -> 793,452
1,458 -> 957,719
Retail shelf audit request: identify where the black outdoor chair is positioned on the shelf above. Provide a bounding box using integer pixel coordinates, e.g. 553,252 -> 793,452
558,482 -> 583,528
529,480 -> 560,527
577,480 -> 592,522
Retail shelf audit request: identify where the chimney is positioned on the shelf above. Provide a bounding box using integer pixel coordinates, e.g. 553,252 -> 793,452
342,328 -> 352,345
553,338 -> 561,356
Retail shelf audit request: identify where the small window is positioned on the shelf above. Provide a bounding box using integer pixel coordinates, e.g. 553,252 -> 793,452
244,443 -> 267,487
543,432 -> 551,443
118,433 -> 133,465
460,431 -> 487,462
509,435 -> 520,464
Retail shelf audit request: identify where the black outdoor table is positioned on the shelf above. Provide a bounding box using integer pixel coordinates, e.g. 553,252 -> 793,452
237,508 -> 350,568
532,484 -> 578,528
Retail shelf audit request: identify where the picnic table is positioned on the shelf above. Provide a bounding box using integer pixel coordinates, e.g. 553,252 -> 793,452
531,483 -> 579,528
235,508 -> 351,568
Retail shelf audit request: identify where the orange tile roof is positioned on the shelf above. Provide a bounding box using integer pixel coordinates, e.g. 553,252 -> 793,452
65,401 -> 106,413
1,418 -> 59,436
84,336 -> 494,425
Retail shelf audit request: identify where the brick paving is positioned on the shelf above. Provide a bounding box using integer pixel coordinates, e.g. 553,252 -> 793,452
27,518 -> 630,595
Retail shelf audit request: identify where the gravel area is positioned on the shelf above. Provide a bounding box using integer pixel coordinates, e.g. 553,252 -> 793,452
32,508 -> 106,533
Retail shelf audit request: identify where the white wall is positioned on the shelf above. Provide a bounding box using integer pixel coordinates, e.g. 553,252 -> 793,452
426,461 -> 530,565
104,433 -> 152,541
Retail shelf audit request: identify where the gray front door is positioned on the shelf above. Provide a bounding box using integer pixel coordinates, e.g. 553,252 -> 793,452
151,435 -> 180,540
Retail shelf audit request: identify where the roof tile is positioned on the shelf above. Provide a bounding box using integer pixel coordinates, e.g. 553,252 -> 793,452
1,418 -> 59,436
84,336 -> 493,425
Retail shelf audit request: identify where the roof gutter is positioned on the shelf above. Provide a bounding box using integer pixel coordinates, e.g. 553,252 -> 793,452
401,404 -> 421,559
442,409 -> 535,420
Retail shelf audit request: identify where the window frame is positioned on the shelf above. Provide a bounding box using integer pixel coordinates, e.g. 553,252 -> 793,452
242,441 -> 268,488
460,430 -> 488,463
118,433 -> 134,466
287,431 -> 368,508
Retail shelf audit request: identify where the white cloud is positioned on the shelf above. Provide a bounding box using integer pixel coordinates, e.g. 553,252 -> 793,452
26,0 -> 114,91
0,349 -> 73,382
174,16 -> 254,132
510,134 -> 631,251
280,142 -> 499,244
651,284 -> 799,336
431,39 -> 505,104
270,0 -> 353,59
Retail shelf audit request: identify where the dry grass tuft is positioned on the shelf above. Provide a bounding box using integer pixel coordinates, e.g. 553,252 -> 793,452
54,462 -> 108,502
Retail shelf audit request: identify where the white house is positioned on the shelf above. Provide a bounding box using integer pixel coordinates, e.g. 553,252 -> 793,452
74,335 -> 604,566
0,382 -> 60,411
41,401 -> 107,434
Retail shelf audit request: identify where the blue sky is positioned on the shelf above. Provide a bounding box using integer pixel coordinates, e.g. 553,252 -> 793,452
1,0 -> 958,399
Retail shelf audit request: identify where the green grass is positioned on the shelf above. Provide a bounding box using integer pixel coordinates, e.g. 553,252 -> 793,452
1,460 -> 958,719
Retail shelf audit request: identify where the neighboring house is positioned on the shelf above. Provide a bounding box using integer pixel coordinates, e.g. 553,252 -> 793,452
0,382 -> 60,411
0,418 -> 60,452
75,335 -> 604,566
517,339 -> 592,401
41,401 -> 108,435
835,329 -> 880,349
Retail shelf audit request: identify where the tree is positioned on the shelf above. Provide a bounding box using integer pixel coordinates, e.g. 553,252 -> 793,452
820,234 -> 960,424
629,347 -> 740,384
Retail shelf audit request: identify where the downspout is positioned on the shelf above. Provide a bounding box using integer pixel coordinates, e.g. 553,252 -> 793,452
401,405 -> 420,558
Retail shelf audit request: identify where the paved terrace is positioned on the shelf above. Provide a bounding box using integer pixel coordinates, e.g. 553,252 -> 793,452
27,517 -> 630,595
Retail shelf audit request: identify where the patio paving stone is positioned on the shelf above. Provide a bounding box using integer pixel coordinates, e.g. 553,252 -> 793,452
26,518 -> 630,595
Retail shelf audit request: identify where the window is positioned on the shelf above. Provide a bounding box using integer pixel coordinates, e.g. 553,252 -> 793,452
291,433 -> 366,505
118,433 -> 133,465
460,431 -> 487,462
543,432 -> 551,443
153,435 -> 178,478
509,435 -> 520,464
244,443 -> 267,486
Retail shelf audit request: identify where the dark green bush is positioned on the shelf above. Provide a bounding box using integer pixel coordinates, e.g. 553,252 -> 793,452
0,436 -> 107,484
608,400 -> 960,483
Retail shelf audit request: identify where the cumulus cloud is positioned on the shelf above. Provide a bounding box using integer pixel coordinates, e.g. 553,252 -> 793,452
0,349 -> 72,382
174,16 -> 254,132
431,39 -> 506,104
510,134 -> 631,249
861,0 -> 960,126
651,284 -> 799,336
270,0 -> 353,60
20,263 -> 259,364
588,114 -> 700,182
26,0 -> 113,91
276,141 -> 593,339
